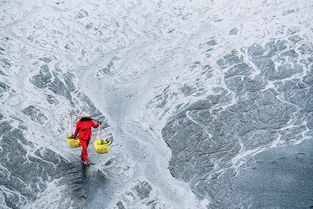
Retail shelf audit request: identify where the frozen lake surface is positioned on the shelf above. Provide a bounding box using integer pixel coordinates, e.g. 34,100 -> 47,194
0,0 -> 313,208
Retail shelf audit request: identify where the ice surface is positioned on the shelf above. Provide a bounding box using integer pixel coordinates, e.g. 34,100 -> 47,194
1,0 -> 313,208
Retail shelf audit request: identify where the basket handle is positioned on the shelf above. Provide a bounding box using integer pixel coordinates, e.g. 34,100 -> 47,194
96,123 -> 113,145
67,114 -> 75,136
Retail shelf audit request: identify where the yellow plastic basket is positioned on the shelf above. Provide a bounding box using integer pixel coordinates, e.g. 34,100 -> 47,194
66,135 -> 81,148
93,139 -> 110,154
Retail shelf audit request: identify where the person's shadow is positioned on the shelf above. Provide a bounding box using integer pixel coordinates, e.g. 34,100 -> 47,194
66,159 -> 90,208
79,164 -> 88,200
68,158 -> 108,208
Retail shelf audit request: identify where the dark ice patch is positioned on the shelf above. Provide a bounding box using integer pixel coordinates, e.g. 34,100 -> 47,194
30,65 -> 52,89
252,56 -> 302,80
98,57 -> 119,76
265,40 -> 288,57
38,57 -> 52,63
0,81 -> 10,93
282,9 -> 296,16
0,125 -> 71,208
241,130 -> 278,149
160,36 -> 313,208
274,63 -> 303,79
288,35 -> 303,44
162,88 -> 296,200
216,50 -> 243,69
46,94 -> 58,104
179,84 -> 197,96
247,43 -> 266,57
85,23 -> 93,30
1,58 -> 11,67
31,65 -> 75,102
77,9 -> 88,18
206,40 -> 217,46
287,27 -> 300,35
213,139 -> 313,209
116,201 -> 125,209
225,75 -> 266,93
278,49 -> 299,61
0,121 -> 12,136
303,72 -> 313,84
133,181 -> 152,199
228,28 -> 238,35
48,74 -> 72,99
22,105 -> 48,124
297,43 -> 313,55
224,63 -> 251,78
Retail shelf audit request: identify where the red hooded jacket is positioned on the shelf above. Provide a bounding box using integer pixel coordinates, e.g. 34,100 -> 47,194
73,120 -> 99,140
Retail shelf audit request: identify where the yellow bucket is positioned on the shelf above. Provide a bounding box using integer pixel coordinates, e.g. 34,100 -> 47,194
66,135 -> 81,148
93,139 -> 110,154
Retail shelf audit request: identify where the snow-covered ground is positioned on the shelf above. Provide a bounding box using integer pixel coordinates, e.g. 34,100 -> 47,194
1,0 -> 313,208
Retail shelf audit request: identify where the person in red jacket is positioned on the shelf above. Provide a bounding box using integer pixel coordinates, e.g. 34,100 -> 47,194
73,114 -> 100,165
